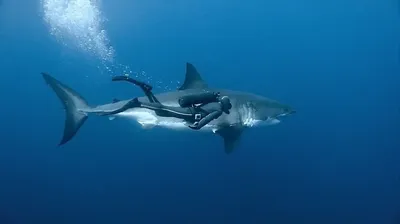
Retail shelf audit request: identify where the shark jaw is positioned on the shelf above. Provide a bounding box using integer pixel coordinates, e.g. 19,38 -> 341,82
115,108 -> 281,131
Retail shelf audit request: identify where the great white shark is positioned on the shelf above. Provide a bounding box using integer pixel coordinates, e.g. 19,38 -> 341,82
42,63 -> 295,153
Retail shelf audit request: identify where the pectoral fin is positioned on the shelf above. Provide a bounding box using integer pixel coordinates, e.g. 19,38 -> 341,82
215,125 -> 244,154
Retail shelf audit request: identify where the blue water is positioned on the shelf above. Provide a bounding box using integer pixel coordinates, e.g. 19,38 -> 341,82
1,0 -> 400,223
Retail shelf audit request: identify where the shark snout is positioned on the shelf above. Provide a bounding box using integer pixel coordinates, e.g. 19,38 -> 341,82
278,107 -> 296,117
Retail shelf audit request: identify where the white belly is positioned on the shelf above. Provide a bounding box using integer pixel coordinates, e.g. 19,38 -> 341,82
115,108 -> 215,131
114,107 -> 280,131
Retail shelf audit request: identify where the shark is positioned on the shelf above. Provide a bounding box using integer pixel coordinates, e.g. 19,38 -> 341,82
42,63 -> 295,154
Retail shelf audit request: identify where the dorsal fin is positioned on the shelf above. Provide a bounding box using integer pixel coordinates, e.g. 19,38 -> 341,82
178,63 -> 208,90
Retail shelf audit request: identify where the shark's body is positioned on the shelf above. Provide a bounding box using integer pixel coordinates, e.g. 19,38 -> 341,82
43,63 -> 295,153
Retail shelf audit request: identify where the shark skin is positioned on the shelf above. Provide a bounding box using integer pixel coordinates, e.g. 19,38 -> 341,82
42,63 -> 295,154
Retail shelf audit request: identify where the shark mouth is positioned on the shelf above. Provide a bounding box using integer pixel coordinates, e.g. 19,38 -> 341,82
239,104 -> 281,127
242,117 -> 281,127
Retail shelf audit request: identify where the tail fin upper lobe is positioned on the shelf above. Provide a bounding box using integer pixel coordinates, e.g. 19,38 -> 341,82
42,73 -> 89,146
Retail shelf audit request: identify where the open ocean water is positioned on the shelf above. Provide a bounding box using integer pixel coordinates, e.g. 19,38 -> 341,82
0,0 -> 400,223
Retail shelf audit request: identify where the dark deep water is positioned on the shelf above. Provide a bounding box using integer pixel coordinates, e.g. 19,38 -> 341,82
1,0 -> 400,223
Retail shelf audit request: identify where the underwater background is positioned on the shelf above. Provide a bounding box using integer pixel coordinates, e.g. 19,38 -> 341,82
1,0 -> 400,223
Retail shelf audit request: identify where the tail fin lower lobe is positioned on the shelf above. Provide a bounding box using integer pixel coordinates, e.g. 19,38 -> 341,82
42,73 -> 89,145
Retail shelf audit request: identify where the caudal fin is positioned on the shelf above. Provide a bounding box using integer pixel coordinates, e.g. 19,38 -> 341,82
42,73 -> 89,146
